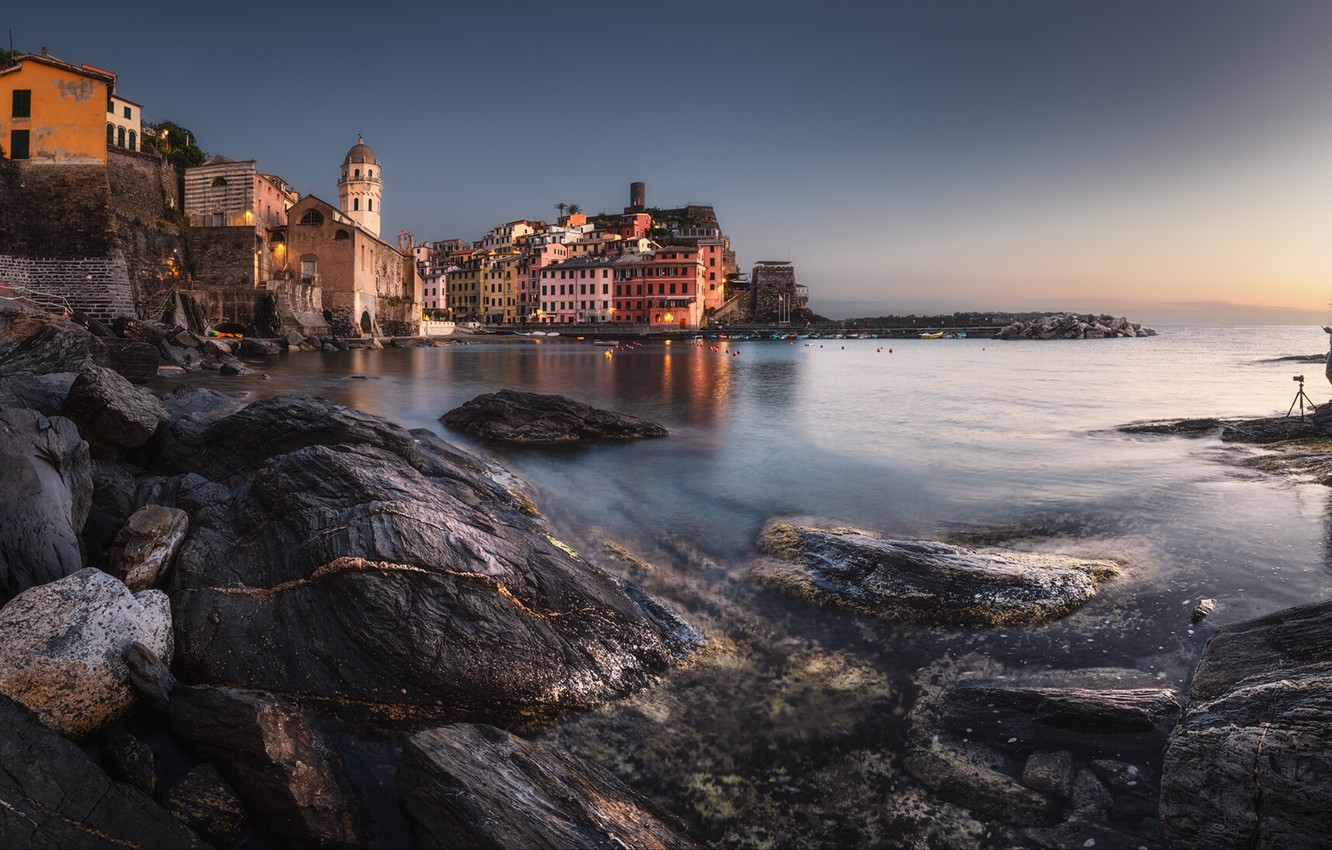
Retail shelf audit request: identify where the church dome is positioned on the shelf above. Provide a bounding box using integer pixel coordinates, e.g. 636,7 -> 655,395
342,135 -> 378,166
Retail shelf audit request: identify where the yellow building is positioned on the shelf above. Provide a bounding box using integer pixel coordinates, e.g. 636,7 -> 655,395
0,50 -> 118,163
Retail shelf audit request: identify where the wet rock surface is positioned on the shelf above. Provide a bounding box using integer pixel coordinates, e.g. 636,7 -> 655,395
753,520 -> 1120,625
1160,599 -> 1332,849
442,388 -> 669,443
141,393 -> 695,721
907,658 -> 1174,847
399,723 -> 695,849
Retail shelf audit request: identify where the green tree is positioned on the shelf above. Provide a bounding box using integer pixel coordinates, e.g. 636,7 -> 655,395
147,121 -> 205,168
566,203 -> 582,216
0,50 -> 16,70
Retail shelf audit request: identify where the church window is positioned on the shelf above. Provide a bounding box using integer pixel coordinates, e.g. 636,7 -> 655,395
367,199 -> 373,212
334,229 -> 350,240
211,176 -> 227,187
368,170 -> 374,178
299,210 -> 324,225
355,168 -> 361,178
353,198 -> 360,211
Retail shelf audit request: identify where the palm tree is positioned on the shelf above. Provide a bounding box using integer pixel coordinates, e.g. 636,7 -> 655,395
555,202 -> 567,217
567,203 -> 582,216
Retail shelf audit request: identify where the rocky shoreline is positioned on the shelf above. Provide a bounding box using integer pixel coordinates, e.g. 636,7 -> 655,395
997,312 -> 1157,340
1,304 -> 1329,849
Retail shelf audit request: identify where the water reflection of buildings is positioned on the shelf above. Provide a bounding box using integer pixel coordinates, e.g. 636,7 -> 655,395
505,341 -> 735,426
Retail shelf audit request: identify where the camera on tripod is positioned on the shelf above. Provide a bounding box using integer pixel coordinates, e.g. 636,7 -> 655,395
1289,375 -> 1317,420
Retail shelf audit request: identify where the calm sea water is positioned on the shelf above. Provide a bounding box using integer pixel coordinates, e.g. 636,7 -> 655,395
169,326 -> 1332,845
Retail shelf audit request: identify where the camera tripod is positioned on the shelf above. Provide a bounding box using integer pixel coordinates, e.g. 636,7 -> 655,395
1288,376 -> 1318,421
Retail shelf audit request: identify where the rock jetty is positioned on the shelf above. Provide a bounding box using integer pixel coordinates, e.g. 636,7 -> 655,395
996,313 -> 1156,340
753,520 -> 1120,626
442,388 -> 669,443
0,306 -> 701,847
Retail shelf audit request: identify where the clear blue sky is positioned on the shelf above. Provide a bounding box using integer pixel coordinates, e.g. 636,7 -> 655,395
7,1 -> 1332,322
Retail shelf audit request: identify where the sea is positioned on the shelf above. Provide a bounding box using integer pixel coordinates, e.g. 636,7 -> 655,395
166,325 -> 1332,847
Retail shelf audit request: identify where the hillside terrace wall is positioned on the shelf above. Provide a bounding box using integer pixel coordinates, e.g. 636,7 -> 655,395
0,253 -> 135,321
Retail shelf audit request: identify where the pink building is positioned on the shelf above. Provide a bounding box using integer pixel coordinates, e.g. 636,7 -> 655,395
537,256 -> 615,323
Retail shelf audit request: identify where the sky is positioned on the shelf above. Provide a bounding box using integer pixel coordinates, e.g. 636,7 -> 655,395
5,1 -> 1332,323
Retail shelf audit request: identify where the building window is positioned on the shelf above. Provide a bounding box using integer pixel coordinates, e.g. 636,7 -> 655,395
353,198 -> 360,211
129,130 -> 137,151
12,90 -> 30,118
123,105 -> 131,119
334,229 -> 350,240
107,123 -> 114,145
301,258 -> 317,282
212,213 -> 224,226
117,127 -> 125,148
9,129 -> 29,159
367,199 -> 373,212
212,176 -> 227,187
299,210 -> 324,225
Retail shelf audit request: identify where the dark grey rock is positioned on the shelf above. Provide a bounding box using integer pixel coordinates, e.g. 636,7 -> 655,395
0,309 -> 105,378
1161,599 -> 1332,848
1069,768 -> 1112,817
0,408 -> 90,601
218,356 -> 253,376
442,388 -> 669,443
61,364 -> 168,457
160,764 -> 247,849
753,520 -> 1120,626
238,338 -> 280,357
127,642 -> 368,849
101,723 -> 156,795
1022,750 -> 1075,799
398,723 -> 695,849
0,693 -> 203,848
100,338 -> 160,384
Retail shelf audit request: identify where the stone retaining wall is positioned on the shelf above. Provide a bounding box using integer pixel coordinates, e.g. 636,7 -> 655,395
0,254 -> 135,321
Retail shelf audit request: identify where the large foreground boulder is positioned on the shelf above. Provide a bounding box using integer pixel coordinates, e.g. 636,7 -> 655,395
0,408 -> 91,601
0,693 -> 203,848
142,394 -> 695,721
1160,600 -> 1332,848
0,569 -> 172,738
441,388 -> 669,443
398,723 -> 694,849
753,520 -> 1119,625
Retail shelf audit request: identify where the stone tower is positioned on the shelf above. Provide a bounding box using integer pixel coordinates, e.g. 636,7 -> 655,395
338,135 -> 382,237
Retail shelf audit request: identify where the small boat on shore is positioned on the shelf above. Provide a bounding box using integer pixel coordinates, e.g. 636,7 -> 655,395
920,332 -> 945,339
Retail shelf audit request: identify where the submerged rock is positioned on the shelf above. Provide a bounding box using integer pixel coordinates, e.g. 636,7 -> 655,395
1161,599 -> 1332,848
398,723 -> 695,849
441,388 -> 669,443
753,520 -> 1119,626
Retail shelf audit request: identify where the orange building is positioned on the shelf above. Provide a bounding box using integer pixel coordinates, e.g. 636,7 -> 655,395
0,50 -> 118,163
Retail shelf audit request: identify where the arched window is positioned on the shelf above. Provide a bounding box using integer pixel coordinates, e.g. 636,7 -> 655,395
299,210 -> 324,225
367,199 -> 373,212
211,176 -> 227,187
368,170 -> 374,178
353,198 -> 359,211
355,168 -> 361,178
334,229 -> 350,240
116,126 -> 125,148
106,123 -> 114,145
128,130 -> 136,151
